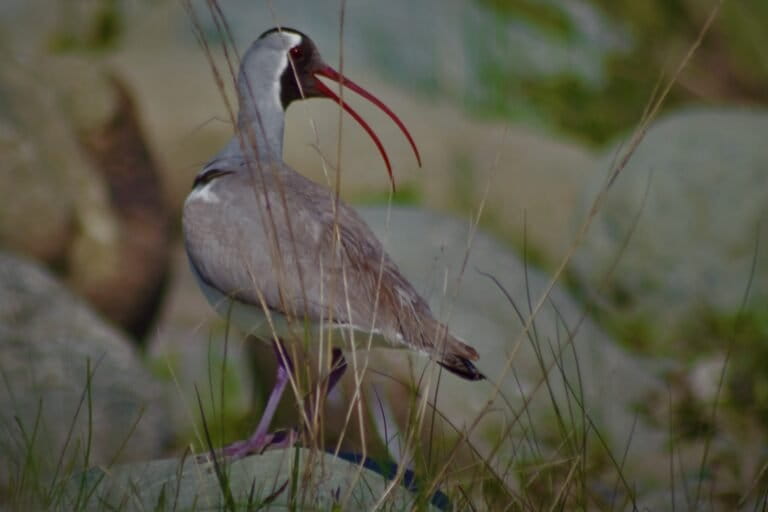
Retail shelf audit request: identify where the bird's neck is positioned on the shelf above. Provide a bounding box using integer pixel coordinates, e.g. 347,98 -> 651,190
232,94 -> 286,163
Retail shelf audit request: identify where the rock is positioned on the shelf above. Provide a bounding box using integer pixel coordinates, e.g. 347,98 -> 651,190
349,208 -> 763,508
61,61 -> 172,341
571,107 -> 768,347
65,449 -> 439,511
322,207 -> 667,501
286,93 -> 598,267
0,52 -> 171,340
0,55 -> 98,265
0,251 -> 170,492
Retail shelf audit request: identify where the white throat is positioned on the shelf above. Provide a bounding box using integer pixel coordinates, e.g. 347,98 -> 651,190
235,31 -> 303,162
271,32 -> 302,112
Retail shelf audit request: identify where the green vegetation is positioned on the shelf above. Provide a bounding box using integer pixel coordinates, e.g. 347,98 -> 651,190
354,182 -> 423,207
472,0 -> 768,145
49,0 -> 123,52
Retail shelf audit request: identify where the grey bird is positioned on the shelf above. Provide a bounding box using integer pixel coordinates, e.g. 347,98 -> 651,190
183,27 -> 484,459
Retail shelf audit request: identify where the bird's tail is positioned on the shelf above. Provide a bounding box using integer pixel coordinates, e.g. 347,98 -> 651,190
436,332 -> 485,381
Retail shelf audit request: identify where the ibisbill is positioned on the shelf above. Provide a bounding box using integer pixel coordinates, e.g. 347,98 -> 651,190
182,27 -> 485,460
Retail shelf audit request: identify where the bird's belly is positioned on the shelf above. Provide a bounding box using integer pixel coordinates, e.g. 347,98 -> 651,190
190,264 -> 395,352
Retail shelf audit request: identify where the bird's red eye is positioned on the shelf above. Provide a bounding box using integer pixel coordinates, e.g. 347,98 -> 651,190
289,46 -> 304,60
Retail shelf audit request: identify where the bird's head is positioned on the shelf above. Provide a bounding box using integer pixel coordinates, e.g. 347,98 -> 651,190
238,27 -> 421,188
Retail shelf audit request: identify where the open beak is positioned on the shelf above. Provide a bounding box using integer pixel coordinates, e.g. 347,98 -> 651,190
313,65 -> 421,191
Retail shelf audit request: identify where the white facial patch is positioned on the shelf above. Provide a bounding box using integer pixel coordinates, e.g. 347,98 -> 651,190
188,182 -> 220,204
273,32 -> 303,110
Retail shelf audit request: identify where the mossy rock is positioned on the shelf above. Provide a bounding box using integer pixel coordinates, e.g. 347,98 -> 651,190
65,449 -> 439,511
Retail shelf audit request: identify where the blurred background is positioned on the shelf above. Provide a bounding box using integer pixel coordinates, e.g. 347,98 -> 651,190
1,0 -> 766,509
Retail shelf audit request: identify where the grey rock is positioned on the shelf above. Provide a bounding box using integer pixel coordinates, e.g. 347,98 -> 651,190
0,52 -> 171,339
0,251 -> 170,490
0,55 -> 106,265
342,207 -> 668,495
65,449 -> 435,511
572,107 -> 768,342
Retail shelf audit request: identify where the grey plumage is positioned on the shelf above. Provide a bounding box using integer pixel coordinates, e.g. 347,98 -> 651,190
183,28 -> 483,381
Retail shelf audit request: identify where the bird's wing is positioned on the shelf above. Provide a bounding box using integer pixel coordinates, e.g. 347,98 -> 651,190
314,199 -> 482,379
183,162 -> 481,378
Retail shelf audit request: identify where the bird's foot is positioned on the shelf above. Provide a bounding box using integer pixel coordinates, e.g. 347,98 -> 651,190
196,428 -> 299,463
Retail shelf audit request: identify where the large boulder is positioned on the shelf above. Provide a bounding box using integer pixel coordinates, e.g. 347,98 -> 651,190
0,56 -> 101,266
286,93 -> 598,268
0,52 -> 171,340
346,207 -> 668,503
0,251 -> 170,494
571,107 -> 768,348
352,207 -> 764,509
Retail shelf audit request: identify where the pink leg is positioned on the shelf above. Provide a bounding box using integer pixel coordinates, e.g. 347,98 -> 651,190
219,340 -> 294,459
199,346 -> 346,461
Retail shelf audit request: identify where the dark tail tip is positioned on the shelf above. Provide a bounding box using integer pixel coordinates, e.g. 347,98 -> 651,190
437,355 -> 485,381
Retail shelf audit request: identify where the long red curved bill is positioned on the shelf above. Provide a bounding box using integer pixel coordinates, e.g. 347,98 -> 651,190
314,65 -> 421,191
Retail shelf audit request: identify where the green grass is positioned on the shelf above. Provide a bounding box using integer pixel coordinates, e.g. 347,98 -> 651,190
470,0 -> 768,146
